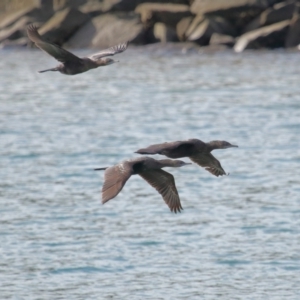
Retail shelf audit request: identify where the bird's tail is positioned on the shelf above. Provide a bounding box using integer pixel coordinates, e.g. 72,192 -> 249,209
94,167 -> 108,171
38,67 -> 58,73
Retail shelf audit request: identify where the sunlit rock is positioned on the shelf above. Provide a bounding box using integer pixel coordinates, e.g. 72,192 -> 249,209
176,16 -> 193,41
187,16 -> 236,46
154,22 -> 178,43
135,3 -> 192,29
234,19 -> 290,52
38,7 -> 90,45
65,13 -> 146,48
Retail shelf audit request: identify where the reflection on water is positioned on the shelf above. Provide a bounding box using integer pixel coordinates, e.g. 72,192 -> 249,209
0,47 -> 300,299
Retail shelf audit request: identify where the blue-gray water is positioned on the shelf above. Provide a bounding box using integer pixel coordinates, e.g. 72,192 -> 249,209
1,46 -> 300,299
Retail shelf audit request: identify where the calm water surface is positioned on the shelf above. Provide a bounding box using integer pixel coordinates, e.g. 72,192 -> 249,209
0,46 -> 300,299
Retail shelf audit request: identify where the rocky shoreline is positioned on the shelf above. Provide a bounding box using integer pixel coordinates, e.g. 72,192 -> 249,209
0,0 -> 299,52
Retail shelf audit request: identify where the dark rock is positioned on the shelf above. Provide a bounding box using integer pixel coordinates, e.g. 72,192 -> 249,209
153,22 -> 179,43
191,0 -> 284,32
53,0 -> 87,11
65,13 -> 147,48
38,0 -> 55,10
263,2 -> 296,24
176,16 -> 193,41
285,13 -> 300,47
234,19 -> 290,52
210,32 -> 235,46
187,16 -> 237,45
38,7 -> 90,45
242,14 -> 261,32
135,3 -> 192,29
243,2 -> 296,32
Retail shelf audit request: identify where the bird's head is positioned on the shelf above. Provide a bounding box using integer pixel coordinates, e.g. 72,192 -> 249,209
209,140 -> 238,149
158,159 -> 191,168
172,160 -> 192,167
103,58 -> 117,65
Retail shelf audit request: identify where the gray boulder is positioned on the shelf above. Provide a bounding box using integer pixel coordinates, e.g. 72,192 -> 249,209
210,33 -> 235,46
234,19 -> 290,52
65,13 -> 146,48
0,7 -> 33,30
37,7 -> 90,45
53,0 -> 88,11
176,16 -> 193,41
153,22 -> 179,43
187,16 -> 237,45
0,17 -> 31,43
191,0 -> 283,14
0,5 -> 53,30
184,14 -> 205,38
79,1 -> 105,17
135,3 -> 192,28
0,0 -> 53,18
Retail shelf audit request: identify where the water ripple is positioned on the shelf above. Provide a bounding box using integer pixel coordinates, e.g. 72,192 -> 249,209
0,48 -> 300,299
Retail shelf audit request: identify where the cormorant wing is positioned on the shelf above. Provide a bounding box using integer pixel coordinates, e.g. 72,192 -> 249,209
139,169 -> 182,213
27,24 -> 82,63
88,42 -> 128,61
190,153 -> 226,177
102,163 -> 133,204
136,140 -> 195,157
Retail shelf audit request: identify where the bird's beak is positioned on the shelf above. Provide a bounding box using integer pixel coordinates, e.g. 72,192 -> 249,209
94,167 -> 107,171
230,144 -> 238,148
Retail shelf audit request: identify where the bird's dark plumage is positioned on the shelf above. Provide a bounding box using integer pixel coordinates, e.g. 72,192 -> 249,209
136,139 -> 238,177
95,156 -> 191,213
27,24 -> 128,75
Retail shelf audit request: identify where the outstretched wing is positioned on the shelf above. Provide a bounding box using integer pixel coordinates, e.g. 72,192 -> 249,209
27,24 -> 81,63
102,163 -> 132,204
190,153 -> 226,177
136,140 -> 195,158
89,42 -> 128,61
139,169 -> 183,213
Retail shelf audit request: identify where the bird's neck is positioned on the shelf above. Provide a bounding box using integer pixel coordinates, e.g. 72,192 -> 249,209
94,59 -> 107,66
158,159 -> 178,168
206,141 -> 221,152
